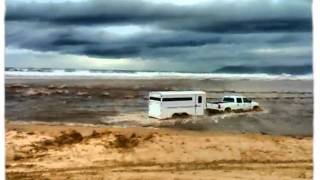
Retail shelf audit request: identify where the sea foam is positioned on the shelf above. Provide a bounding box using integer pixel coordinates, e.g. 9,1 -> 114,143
5,68 -> 313,80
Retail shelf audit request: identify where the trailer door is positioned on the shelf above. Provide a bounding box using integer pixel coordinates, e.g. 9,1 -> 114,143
195,95 -> 204,115
148,96 -> 162,118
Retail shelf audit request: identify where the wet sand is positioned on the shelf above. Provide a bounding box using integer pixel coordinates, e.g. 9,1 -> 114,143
6,122 -> 313,180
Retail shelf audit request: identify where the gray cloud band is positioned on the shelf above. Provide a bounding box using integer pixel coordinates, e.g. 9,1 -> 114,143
6,0 -> 312,32
5,0 -> 312,68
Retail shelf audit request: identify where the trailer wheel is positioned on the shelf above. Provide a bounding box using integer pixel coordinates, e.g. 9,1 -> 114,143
181,113 -> 189,117
172,113 -> 189,119
224,107 -> 232,113
172,113 -> 180,118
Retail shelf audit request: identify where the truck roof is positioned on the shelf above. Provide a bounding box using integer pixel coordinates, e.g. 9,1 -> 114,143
150,91 -> 206,96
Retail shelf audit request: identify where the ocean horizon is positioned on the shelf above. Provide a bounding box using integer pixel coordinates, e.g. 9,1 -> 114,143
5,67 -> 313,80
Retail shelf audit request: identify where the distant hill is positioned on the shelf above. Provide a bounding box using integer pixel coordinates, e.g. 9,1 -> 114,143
214,65 -> 312,75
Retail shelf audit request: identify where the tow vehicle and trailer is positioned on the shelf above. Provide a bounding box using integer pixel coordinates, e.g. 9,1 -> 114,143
148,91 -> 260,119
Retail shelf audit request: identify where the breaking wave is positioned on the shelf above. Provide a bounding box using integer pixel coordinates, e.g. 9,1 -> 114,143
5,67 -> 312,80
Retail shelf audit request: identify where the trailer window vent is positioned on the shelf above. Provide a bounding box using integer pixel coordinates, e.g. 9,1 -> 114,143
149,97 -> 161,101
162,97 -> 192,101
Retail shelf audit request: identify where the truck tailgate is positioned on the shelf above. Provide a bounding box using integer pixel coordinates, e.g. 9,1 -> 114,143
206,103 -> 219,110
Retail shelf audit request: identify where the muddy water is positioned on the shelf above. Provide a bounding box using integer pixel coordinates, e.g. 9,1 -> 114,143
165,97 -> 313,136
5,79 -> 313,136
5,88 -> 148,123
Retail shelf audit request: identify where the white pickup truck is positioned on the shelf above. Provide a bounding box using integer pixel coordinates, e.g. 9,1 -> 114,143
206,95 -> 260,112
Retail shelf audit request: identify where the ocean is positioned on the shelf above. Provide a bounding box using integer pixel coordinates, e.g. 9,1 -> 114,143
5,67 -> 313,80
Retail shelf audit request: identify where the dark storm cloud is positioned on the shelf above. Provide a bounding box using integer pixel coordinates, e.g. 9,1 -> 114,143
5,0 -> 313,70
6,0 -> 312,33
51,33 -> 95,46
5,22 -> 222,58
166,18 -> 311,33
5,19 -> 312,61
81,47 -> 140,58
6,0 -> 184,25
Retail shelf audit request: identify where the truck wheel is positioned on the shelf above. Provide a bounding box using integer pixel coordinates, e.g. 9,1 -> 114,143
224,107 -> 231,113
253,106 -> 261,111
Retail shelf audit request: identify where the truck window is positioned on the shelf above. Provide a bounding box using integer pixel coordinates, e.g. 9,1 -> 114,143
223,97 -> 234,102
149,97 -> 161,101
243,98 -> 252,103
198,96 -> 202,103
236,98 -> 242,103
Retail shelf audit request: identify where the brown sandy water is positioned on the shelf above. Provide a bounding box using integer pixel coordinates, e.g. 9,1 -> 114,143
5,78 -> 313,136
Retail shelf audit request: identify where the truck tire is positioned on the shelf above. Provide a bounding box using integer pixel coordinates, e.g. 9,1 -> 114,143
224,107 -> 232,113
253,106 -> 261,111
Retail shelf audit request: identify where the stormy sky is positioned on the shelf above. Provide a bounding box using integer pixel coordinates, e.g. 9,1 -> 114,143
5,0 -> 312,72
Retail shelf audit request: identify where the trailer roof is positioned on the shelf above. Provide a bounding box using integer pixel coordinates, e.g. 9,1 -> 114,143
150,91 -> 206,96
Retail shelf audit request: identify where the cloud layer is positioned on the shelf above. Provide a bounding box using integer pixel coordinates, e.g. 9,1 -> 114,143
5,0 -> 313,72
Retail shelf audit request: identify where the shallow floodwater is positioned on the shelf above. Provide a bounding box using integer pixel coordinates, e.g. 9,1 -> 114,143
5,78 -> 313,136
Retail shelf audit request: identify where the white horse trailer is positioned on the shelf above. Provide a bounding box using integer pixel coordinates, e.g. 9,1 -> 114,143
148,91 -> 206,119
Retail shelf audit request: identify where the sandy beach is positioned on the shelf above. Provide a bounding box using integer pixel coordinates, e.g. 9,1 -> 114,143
5,77 -> 313,179
6,122 -> 312,180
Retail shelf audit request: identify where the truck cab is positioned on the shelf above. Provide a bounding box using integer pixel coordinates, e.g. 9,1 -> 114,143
206,95 -> 260,112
